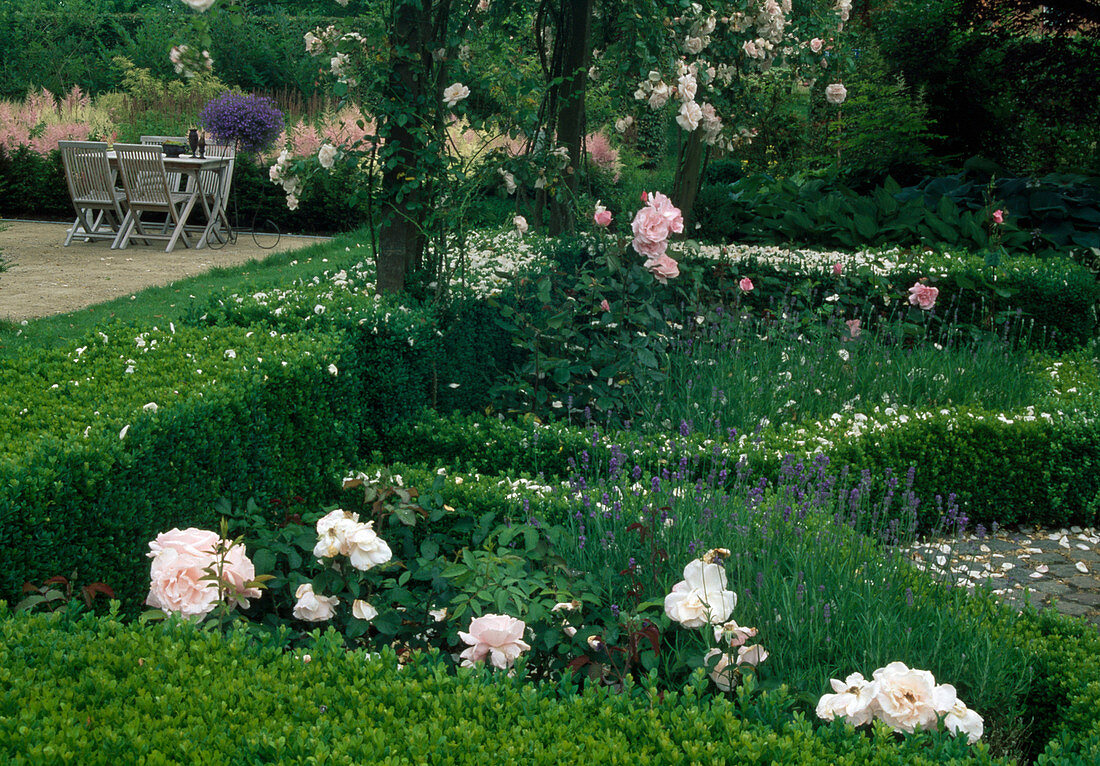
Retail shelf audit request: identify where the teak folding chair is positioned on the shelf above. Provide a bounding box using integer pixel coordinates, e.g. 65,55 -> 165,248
140,135 -> 187,191
189,140 -> 236,243
113,143 -> 194,252
59,140 -> 127,246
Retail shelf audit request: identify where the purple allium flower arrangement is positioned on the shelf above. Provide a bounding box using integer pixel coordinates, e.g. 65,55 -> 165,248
199,92 -> 284,153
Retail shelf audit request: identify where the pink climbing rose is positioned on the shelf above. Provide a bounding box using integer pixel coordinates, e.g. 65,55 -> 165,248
907,282 -> 939,310
458,614 -> 531,669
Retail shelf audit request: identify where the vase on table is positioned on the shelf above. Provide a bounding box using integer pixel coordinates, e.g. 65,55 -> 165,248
188,128 -> 199,158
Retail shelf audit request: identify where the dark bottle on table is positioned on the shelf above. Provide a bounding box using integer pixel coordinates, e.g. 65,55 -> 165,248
188,128 -> 199,157
198,131 -> 206,158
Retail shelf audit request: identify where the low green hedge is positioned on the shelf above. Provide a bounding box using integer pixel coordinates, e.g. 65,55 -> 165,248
0,609 -> 1006,765
385,403 -> 1100,531
0,326 -> 362,609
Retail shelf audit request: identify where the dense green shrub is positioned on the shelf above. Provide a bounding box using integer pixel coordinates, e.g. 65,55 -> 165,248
696,172 -> 1100,263
0,326 -> 360,608
0,609 -> 1009,765
0,146 -> 68,220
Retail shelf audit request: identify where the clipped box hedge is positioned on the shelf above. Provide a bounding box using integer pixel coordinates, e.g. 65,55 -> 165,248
0,609 -> 1007,765
383,405 -> 1100,531
0,325 -> 363,609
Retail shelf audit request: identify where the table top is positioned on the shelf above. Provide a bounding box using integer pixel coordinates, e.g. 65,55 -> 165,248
104,151 -> 230,170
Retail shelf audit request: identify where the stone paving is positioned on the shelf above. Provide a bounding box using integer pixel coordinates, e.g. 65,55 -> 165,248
905,525 -> 1100,628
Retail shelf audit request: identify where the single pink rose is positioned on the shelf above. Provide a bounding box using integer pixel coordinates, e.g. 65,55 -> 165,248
645,253 -> 680,284
845,318 -> 862,339
832,262 -> 843,276
631,204 -> 671,257
908,281 -> 939,310
594,208 -> 612,227
458,613 -> 531,669
647,192 -> 684,235
146,528 -> 259,617
599,299 -> 611,312
810,37 -> 824,53
992,209 -> 1004,224
739,277 -> 754,292
640,191 -> 648,203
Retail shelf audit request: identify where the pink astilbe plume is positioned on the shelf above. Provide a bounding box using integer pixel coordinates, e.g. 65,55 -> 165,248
289,123 -> 322,157
585,131 -> 621,182
30,122 -> 91,155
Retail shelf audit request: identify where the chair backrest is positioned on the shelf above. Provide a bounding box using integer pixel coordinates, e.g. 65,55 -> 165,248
59,140 -> 115,204
114,143 -> 173,207
201,141 -> 236,198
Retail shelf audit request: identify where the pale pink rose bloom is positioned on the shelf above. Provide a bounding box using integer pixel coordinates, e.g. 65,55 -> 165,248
739,277 -> 754,292
647,192 -> 684,234
146,528 -> 222,617
663,559 -> 737,628
631,204 -> 671,258
743,40 -> 759,58
645,253 -> 681,284
317,143 -> 337,169
825,83 -> 847,105
713,619 -> 757,648
907,282 -> 939,310
737,644 -> 768,666
477,0 -> 489,10
293,583 -> 338,622
352,599 -> 379,621
513,215 -> 528,235
442,83 -> 470,109
816,672 -> 879,726
458,614 -> 531,669
992,209 -> 1004,224
180,0 -> 216,11
871,661 -> 940,733
593,201 -> 612,228
846,318 -> 862,339
217,543 -> 262,609
832,262 -> 843,276
704,648 -> 736,691
810,37 -> 824,53
677,73 -> 698,102
599,299 -> 611,312
346,521 -> 392,571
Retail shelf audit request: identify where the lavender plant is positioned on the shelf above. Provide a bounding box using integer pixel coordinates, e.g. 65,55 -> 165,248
199,91 -> 284,153
544,438 -> 1030,749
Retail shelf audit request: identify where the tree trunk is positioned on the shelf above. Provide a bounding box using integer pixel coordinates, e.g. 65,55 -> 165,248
547,0 -> 592,236
377,0 -> 428,294
672,129 -> 706,231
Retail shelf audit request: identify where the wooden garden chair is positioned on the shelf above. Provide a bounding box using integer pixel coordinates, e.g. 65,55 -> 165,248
140,135 -> 187,191
112,143 -> 194,252
59,140 -> 128,246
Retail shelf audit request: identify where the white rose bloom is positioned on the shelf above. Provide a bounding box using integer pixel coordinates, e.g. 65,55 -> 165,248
676,100 -> 703,132
682,36 -> 705,54
614,116 -> 634,133
293,583 -> 338,621
313,509 -> 360,559
944,701 -> 984,743
663,558 -> 737,628
287,194 -> 299,211
346,521 -> 393,571
737,644 -> 768,666
704,648 -> 736,691
180,0 -> 216,12
513,215 -> 529,235
268,164 -> 283,183
318,143 -> 337,169
330,53 -> 348,77
825,83 -> 847,105
677,73 -> 697,102
648,82 -> 670,110
498,168 -> 517,194
442,82 -> 471,108
871,662 -> 940,733
816,672 -> 879,727
352,599 -> 379,622
648,70 -> 662,83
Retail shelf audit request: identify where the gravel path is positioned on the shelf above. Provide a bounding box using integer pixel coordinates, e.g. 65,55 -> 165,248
0,220 -> 326,321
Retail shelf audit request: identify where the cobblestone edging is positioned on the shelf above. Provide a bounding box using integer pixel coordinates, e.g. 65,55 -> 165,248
906,526 -> 1100,628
